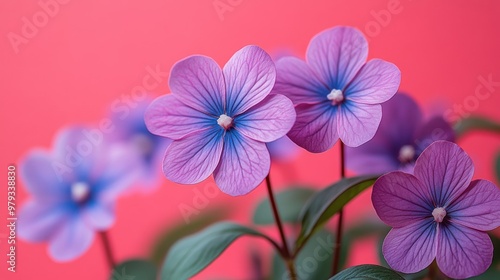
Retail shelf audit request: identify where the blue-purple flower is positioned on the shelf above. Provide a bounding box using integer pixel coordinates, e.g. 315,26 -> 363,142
373,141 -> 500,278
266,136 -> 300,163
144,46 -> 296,196
345,93 -> 455,174
18,127 -> 139,261
274,26 -> 401,151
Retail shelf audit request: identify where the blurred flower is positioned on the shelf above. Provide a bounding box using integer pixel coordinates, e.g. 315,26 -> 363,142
266,136 -> 300,163
274,26 -> 401,151
18,127 -> 139,261
372,141 -> 500,278
109,99 -> 172,190
145,46 -> 296,196
345,93 -> 455,174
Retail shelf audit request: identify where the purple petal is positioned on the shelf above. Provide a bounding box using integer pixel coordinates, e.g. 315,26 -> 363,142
383,219 -> 437,274
436,223 -> 492,279
337,101 -> 382,147
223,45 -> 276,115
274,56 -> 329,105
414,141 -> 474,207
287,102 -> 338,153
235,94 -> 296,142
266,136 -> 300,162
81,201 -> 115,230
213,131 -> 270,196
447,179 -> 500,231
373,172 -> 434,227
18,200 -> 68,242
163,128 -> 223,184
344,59 -> 400,104
306,26 -> 368,89
20,151 -> 68,200
144,94 -> 214,140
413,116 -> 455,154
169,55 -> 225,116
48,217 -> 94,262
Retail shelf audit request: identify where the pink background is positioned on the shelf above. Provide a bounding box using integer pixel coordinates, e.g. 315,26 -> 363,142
1,0 -> 500,279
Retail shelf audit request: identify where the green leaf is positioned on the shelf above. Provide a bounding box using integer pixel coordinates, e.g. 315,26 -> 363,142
271,229 -> 334,280
495,152 -> 500,183
253,187 -> 315,225
150,209 -> 225,265
161,222 -> 273,280
330,264 -> 404,280
454,116 -> 500,138
109,259 -> 157,280
296,175 -> 378,249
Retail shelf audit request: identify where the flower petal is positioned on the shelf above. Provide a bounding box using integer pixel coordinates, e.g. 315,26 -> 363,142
81,201 -> 115,230
373,172 -> 434,227
414,141 -> 474,207
447,179 -> 500,231
48,217 -> 94,262
235,94 -> 296,142
337,101 -> 382,147
169,55 -> 225,116
436,223 -> 492,279
163,128 -> 223,184
344,59 -> 400,104
382,219 -> 437,274
287,102 -> 338,153
413,116 -> 455,155
18,200 -> 69,242
266,136 -> 300,162
274,56 -> 329,105
223,45 -> 276,115
144,94 -> 214,140
306,26 -> 368,89
213,131 -> 270,196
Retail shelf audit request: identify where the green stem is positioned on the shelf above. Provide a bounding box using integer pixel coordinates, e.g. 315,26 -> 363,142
99,231 -> 116,270
332,141 -> 346,276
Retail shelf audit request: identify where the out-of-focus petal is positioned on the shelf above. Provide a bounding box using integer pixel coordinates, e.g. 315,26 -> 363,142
413,116 -> 455,154
213,131 -> 270,196
81,200 -> 115,230
266,136 -> 300,162
163,128 -> 223,184
235,94 -> 296,142
18,200 -> 69,242
223,45 -> 276,115
337,101 -> 382,147
345,150 -> 398,174
447,179 -> 500,231
306,26 -> 368,89
274,57 -> 329,105
344,59 -> 400,104
414,141 -> 474,207
48,217 -> 94,262
169,55 -> 225,116
436,223 -> 492,279
373,172 -> 433,227
144,94 -> 214,140
383,219 -> 437,274
287,102 -> 338,153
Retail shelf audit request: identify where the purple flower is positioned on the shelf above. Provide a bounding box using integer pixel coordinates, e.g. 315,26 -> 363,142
372,141 -> 500,278
266,136 -> 300,163
345,93 -> 455,174
109,99 -> 172,190
18,127 -> 139,261
144,46 -> 296,196
274,26 -> 401,151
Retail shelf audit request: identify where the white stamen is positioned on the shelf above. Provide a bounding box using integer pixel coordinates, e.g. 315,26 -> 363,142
71,182 -> 90,203
132,133 -> 153,156
327,89 -> 344,105
217,114 -> 233,130
432,207 -> 447,223
398,145 -> 415,163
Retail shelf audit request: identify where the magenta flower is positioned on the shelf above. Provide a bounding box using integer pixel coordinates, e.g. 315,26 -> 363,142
274,26 -> 401,151
372,141 -> 500,278
145,46 -> 296,196
345,93 -> 455,174
18,127 -> 139,261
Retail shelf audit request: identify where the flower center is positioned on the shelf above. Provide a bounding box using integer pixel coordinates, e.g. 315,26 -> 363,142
327,89 -> 344,105
432,207 -> 447,223
132,133 -> 153,156
398,145 -> 415,163
71,182 -> 90,204
217,114 -> 233,130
